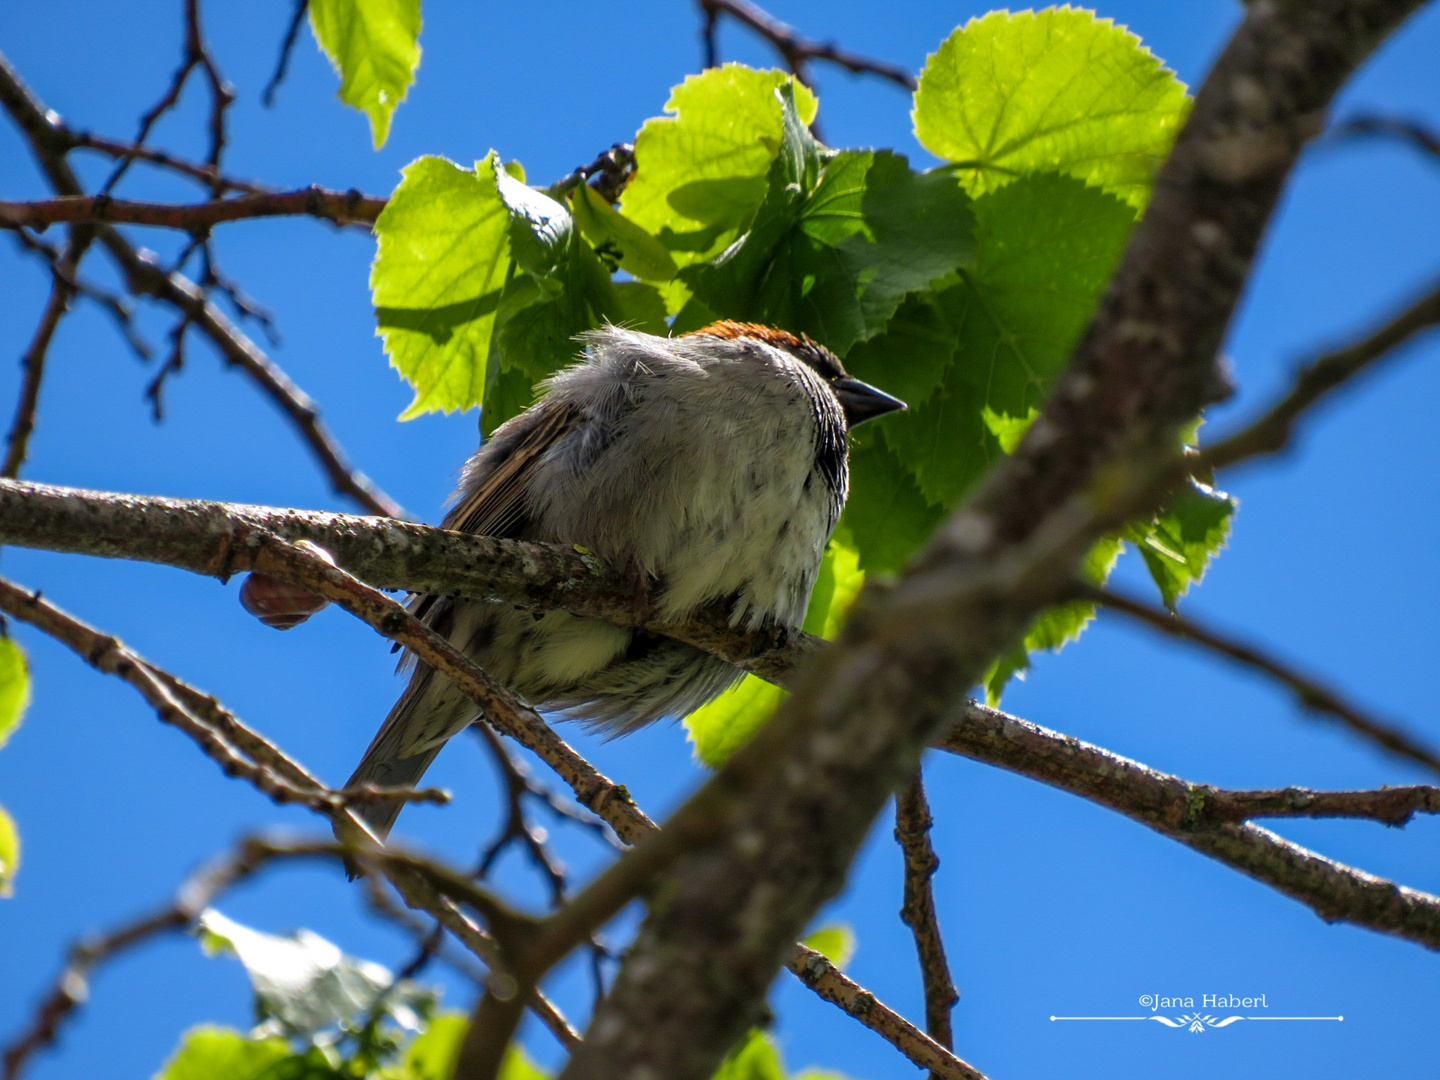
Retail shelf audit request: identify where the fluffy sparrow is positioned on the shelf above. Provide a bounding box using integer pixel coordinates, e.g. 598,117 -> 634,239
347,321 -> 904,837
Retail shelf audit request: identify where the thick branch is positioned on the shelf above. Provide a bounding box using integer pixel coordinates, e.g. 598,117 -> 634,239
561,5 -> 1431,1078
940,701 -> 1440,948
1084,585 -> 1440,778
0,477 -> 815,686
0,188 -> 385,231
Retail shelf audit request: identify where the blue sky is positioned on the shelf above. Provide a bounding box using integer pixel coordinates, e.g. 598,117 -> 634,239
2,2 -> 1439,1078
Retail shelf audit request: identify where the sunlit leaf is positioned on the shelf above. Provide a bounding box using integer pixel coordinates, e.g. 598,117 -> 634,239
0,803 -> 18,898
914,7 -> 1189,208
1126,479 -> 1237,608
711,1030 -> 785,1080
572,184 -> 678,282
801,923 -> 856,967
310,0 -> 421,149
373,154 -> 512,418
152,1025 -> 291,1080
0,637 -> 30,750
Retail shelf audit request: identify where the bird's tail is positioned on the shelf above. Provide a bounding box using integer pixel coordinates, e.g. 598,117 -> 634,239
344,665 -> 467,840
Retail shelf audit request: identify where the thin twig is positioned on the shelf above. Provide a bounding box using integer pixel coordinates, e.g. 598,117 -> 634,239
894,771 -> 958,1059
1083,585 -> 1440,779
69,131 -> 269,194
1328,111 -> 1440,162
0,54 -> 404,518
786,945 -> 986,1080
2,229 -> 92,477
0,576 -> 446,812
101,0 -> 234,197
1203,276 -> 1440,470
696,0 -> 916,91
263,0 -> 312,107
0,188 -> 387,231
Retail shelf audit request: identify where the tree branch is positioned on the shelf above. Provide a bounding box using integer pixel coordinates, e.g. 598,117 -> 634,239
0,188 -> 386,231
559,4 -> 1432,1077
0,50 -> 403,518
939,700 -> 1440,949
1328,110 -> 1440,161
894,772 -> 958,1059
696,0 -> 916,91
0,477 -> 816,686
1083,584 -> 1440,778
1202,275 -> 1440,469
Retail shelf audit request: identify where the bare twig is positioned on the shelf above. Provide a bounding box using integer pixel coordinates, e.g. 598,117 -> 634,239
0,53 -> 404,518
263,0 -> 313,107
894,772 -> 958,1059
1203,276 -> 1440,470
940,701 -> 1440,949
474,726 -> 570,906
786,946 -> 986,1080
1083,585 -> 1440,779
696,0 -> 916,91
69,131 -> 268,194
2,230 -> 91,477
101,0 -> 234,197
1328,111 -> 1440,161
0,188 -> 387,231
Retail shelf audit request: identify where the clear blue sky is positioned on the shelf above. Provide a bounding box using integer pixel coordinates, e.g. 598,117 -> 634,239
2,3 -> 1439,1078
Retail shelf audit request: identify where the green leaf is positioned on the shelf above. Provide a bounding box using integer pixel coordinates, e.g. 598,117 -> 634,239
0,802 -> 18,898
621,65 -> 817,312
497,1045 -> 551,1080
914,7 -> 1189,208
1126,479 -> 1237,607
373,154 -> 513,418
309,0 -> 421,149
983,535 -> 1123,703
842,292 -> 957,411
613,281 -> 670,334
801,923 -> 856,967
842,431 -> 946,575
0,637 -> 30,750
686,91 -> 974,356
982,406 -> 1039,454
572,184 -> 678,282
152,1025 -> 292,1080
884,173 -> 1136,506
685,534 -> 862,766
401,1013 -> 467,1080
711,1031 -> 785,1080
197,909 -> 433,1037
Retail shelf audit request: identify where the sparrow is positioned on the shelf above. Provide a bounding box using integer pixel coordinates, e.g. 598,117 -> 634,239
346,321 -> 905,838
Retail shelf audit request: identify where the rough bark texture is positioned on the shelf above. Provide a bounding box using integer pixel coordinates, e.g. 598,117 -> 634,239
0,477 -> 815,685
556,4 -> 1429,1077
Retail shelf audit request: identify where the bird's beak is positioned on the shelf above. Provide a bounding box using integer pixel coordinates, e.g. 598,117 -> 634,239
833,377 -> 907,428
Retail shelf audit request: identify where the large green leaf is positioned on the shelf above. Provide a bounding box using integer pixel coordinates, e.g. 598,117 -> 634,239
913,7 -> 1189,208
621,66 -> 817,310
686,90 -> 974,356
152,1026 -> 292,1080
310,0 -> 421,149
572,184 -> 678,283
883,173 -> 1137,507
685,534 -> 863,766
373,154 -> 513,418
0,802 -> 17,898
0,637 -> 29,750
841,434 -> 945,575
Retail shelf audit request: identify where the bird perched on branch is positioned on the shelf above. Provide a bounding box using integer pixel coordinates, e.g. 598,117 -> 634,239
345,322 -> 904,837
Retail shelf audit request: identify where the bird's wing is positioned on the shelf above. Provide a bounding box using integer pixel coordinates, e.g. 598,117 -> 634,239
444,400 -> 579,538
